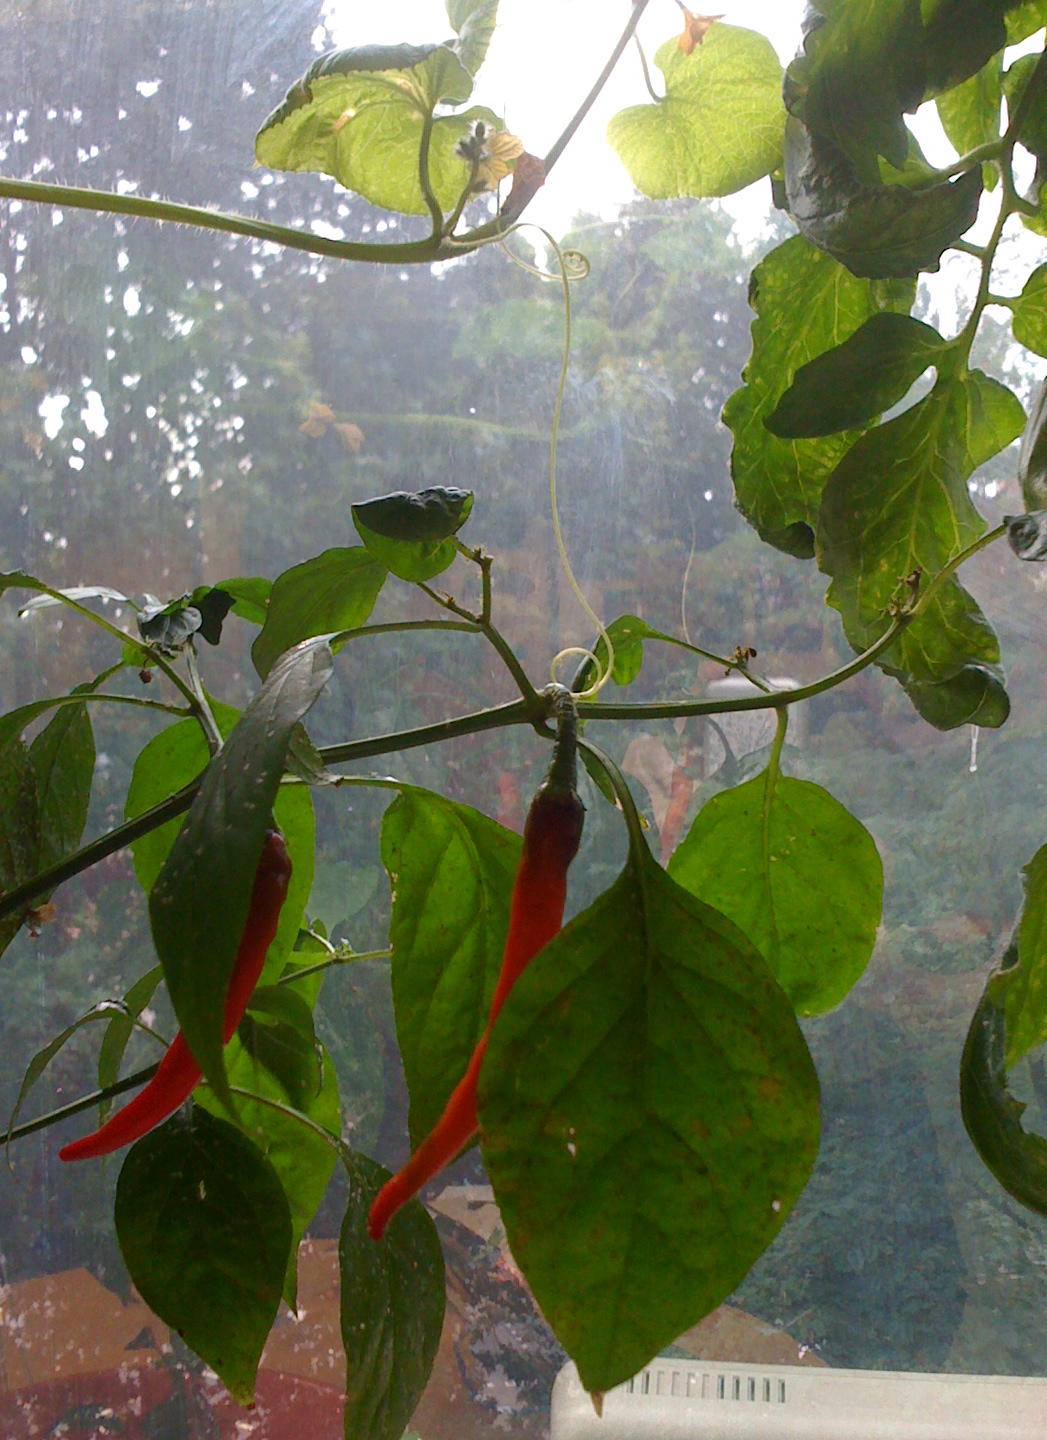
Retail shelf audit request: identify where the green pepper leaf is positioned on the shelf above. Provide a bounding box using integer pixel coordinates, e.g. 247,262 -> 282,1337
255,44 -> 499,217
251,547 -> 385,680
936,54 -> 1003,190
209,576 -> 272,627
381,788 -> 520,1148
961,950 -> 1047,1218
669,772 -> 883,1016
148,638 -> 332,1104
1012,262 -> 1047,359
607,26 -> 785,200
196,1035 -> 340,1310
1000,843 -> 1047,1065
96,966 -> 165,1119
115,1108 -> 292,1405
352,487 -> 474,583
817,372 -> 1022,727
478,838 -> 819,1394
0,739 -> 40,960
722,234 -> 913,553
125,708 -> 315,987
766,313 -> 947,439
29,699 -> 94,875
339,1151 -> 446,1440
783,117 -> 982,279
239,985 -> 322,1108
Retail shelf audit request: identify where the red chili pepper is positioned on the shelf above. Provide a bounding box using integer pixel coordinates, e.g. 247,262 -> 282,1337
369,697 -> 583,1240
59,828 -> 292,1162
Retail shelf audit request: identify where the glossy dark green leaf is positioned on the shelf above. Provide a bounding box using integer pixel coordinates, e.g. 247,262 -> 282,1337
447,0 -> 498,75
115,1108 -> 292,1404
352,488 -> 473,583
961,952 -> 1047,1218
936,54 -> 1002,189
125,709 -> 315,986
722,234 -> 913,551
607,26 -> 785,200
784,117 -> 982,279
187,586 -> 236,646
0,739 -> 40,959
149,638 -> 332,1103
1000,843 -> 1047,1064
239,985 -> 321,1108
255,45 -> 498,217
339,1151 -> 445,1440
669,772 -> 882,1016
96,966 -> 165,1119
900,666 -> 1011,727
381,787 -> 520,1148
251,547 -> 385,680
817,372 -> 1022,726
766,313 -> 947,438
353,487 -> 474,542
478,839 -> 820,1393
783,0 -> 1009,175
29,700 -> 94,875
196,1036 -> 340,1310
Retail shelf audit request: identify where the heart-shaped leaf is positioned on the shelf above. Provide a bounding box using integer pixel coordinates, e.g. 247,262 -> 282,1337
607,26 -> 785,200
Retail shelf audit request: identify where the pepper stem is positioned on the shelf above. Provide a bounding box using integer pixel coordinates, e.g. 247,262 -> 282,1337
543,683 -> 579,793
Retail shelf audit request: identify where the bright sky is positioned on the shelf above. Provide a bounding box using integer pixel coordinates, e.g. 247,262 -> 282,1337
322,0 -> 1044,347
322,0 -> 806,240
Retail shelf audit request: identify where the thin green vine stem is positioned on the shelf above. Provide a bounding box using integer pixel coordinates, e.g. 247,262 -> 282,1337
280,948 -> 392,986
185,646 -> 223,755
418,568 -> 542,710
5,1063 -> 160,1147
8,691 -> 191,727
578,738 -> 648,860
417,112 -> 445,239
223,1083 -> 343,1155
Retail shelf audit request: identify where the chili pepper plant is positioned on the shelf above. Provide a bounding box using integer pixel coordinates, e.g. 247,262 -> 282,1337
5,0 -> 1047,1431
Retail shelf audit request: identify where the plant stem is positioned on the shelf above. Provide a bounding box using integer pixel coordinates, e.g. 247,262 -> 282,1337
418,113 -> 445,238
634,35 -> 662,103
185,646 -> 223,755
422,558 -> 542,710
224,1084 -> 343,1154
578,738 -> 648,859
9,691 -> 190,727
280,949 -> 392,986
6,1064 -> 159,1147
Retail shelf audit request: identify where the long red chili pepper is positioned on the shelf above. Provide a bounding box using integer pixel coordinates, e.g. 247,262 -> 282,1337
369,694 -> 584,1240
59,828 -> 292,1162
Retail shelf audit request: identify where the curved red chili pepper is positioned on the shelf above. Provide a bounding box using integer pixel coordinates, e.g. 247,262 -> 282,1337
59,828 -> 292,1162
369,704 -> 583,1240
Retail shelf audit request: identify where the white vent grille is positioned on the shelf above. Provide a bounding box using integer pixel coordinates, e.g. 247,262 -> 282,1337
550,1358 -> 1047,1439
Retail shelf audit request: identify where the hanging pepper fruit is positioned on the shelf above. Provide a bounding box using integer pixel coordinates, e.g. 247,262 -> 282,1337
369,691 -> 584,1240
60,828 -> 292,1162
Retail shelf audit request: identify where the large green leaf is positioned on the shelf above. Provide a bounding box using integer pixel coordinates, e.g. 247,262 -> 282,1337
961,954 -> 1047,1218
722,234 -> 913,553
381,788 -> 520,1147
252,547 -> 385,680
766,313 -> 947,439
29,700 -> 94,875
148,638 -> 332,1103
197,1035 -> 341,1310
447,0 -> 498,75
607,27 -> 785,201
1001,843 -> 1047,1065
783,0 -> 1011,175
0,739 -> 40,959
352,487 -> 474,583
783,117 -> 982,279
817,372 -> 1022,725
478,838 -> 820,1394
936,54 -> 1003,190
339,1151 -> 446,1440
669,772 -> 882,1016
1013,262 -> 1047,357
255,44 -> 496,217
115,1109 -> 292,1405
125,707 -> 315,986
